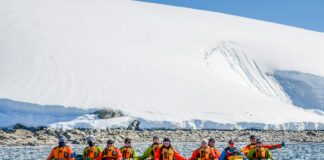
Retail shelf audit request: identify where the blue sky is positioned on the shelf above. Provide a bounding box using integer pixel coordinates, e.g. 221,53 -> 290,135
139,0 -> 324,32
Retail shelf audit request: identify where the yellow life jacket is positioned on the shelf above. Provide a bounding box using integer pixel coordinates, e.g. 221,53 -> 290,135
85,146 -> 100,159
227,155 -> 244,160
102,147 -> 118,159
120,146 -> 133,159
255,147 -> 267,159
160,147 -> 175,160
53,146 -> 69,159
197,147 -> 212,160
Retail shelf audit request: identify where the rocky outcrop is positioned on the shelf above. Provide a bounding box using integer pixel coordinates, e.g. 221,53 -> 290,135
0,127 -> 323,146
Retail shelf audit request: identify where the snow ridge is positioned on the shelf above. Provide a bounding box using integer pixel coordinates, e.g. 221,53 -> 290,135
204,41 -> 290,102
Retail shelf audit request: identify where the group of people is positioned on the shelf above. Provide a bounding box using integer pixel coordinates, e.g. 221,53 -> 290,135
47,135 -> 285,160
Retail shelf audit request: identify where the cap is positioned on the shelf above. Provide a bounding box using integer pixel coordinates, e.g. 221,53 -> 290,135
208,138 -> 216,143
163,138 -> 171,142
58,137 -> 66,143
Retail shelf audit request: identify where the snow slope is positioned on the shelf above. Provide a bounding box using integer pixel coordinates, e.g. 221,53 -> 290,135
1,0 -> 324,129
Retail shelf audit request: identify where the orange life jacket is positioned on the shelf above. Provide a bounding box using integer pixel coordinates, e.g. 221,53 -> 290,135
196,147 -> 213,160
160,147 -> 175,160
254,147 -> 268,159
85,146 -> 100,159
52,146 -> 69,159
151,144 -> 161,158
120,146 -> 134,158
102,147 -> 119,160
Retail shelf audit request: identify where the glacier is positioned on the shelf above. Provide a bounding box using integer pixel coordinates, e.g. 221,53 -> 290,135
0,0 -> 324,130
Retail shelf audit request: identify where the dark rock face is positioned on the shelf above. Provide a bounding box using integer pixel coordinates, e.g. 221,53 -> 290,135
92,108 -> 124,119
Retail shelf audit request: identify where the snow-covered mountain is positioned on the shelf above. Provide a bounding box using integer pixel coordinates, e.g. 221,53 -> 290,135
1,0 -> 324,130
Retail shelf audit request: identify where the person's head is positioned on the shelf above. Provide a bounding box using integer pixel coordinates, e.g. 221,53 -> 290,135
228,139 -> 235,148
250,135 -> 256,144
58,137 -> 66,147
86,135 -> 96,146
153,136 -> 159,144
163,138 -> 171,147
256,139 -> 262,148
124,138 -> 131,147
201,139 -> 208,148
208,138 -> 215,147
107,139 -> 114,147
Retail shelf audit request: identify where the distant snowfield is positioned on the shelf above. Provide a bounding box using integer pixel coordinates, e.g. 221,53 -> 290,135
0,0 -> 324,130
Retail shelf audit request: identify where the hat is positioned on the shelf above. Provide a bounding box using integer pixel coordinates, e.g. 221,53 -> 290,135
107,139 -> 114,144
86,135 -> 96,142
58,137 -> 66,143
208,138 -> 215,143
201,139 -> 208,145
228,139 -> 235,144
163,138 -> 171,142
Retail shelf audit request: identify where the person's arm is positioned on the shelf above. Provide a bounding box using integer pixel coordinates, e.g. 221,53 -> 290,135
218,150 -> 226,160
240,145 -> 250,156
131,147 -> 138,159
266,149 -> 273,160
82,147 -> 87,158
214,148 -> 221,159
116,148 -> 123,160
173,149 -> 186,160
138,146 -> 152,160
96,150 -> 103,160
96,146 -> 103,158
189,149 -> 198,160
246,148 -> 255,159
209,149 -> 217,160
67,146 -> 73,160
46,148 -> 55,160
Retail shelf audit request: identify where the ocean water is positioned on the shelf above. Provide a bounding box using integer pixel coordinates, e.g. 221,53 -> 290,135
0,142 -> 323,160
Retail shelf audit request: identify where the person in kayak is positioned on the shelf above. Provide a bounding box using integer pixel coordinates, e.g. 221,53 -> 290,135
189,139 -> 218,160
154,138 -> 186,160
47,137 -> 73,160
219,139 -> 246,160
208,138 -> 221,159
82,135 -> 103,160
138,136 -> 162,160
120,138 -> 138,160
240,135 -> 284,156
246,139 -> 273,160
97,139 -> 123,160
